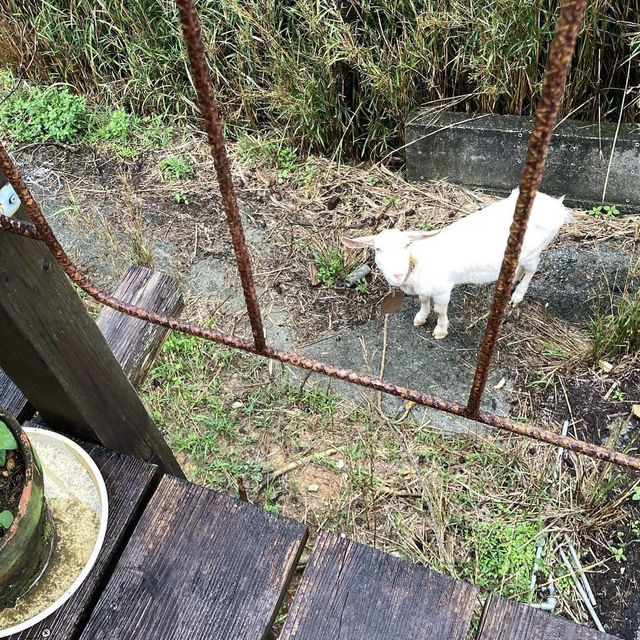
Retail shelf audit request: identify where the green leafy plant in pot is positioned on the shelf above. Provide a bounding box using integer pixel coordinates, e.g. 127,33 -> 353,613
0,408 -> 53,608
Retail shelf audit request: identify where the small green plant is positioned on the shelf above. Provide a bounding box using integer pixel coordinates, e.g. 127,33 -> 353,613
0,419 -> 17,468
587,204 -> 621,220
314,248 -> 352,289
138,114 -> 173,149
383,196 -> 401,208
89,108 -> 142,157
0,419 -> 18,533
611,389 -> 625,402
355,278 -> 369,295
173,188 -> 189,205
608,531 -> 628,563
299,159 -> 315,187
159,155 -> 194,181
237,136 -> 295,168
418,221 -> 435,231
465,518 -> 541,599
632,486 -> 640,502
0,85 -> 87,143
88,109 -> 172,155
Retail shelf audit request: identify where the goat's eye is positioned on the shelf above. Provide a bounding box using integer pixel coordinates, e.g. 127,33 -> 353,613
404,243 -> 412,249
376,248 -> 383,254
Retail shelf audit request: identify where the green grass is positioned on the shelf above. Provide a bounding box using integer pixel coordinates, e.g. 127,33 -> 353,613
590,288 -> 640,362
144,332 -> 264,487
140,321 -> 640,615
2,0 -> 638,158
88,109 -> 173,156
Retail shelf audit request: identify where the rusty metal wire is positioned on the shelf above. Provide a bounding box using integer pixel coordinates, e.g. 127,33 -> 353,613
174,0 -> 266,352
1,0 -> 638,472
465,0 -> 588,417
0,215 -> 42,240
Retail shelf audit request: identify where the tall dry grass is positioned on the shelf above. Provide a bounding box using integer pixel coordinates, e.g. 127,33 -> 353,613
1,0 -> 638,157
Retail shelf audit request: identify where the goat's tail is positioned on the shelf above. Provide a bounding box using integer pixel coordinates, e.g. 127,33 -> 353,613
557,195 -> 573,223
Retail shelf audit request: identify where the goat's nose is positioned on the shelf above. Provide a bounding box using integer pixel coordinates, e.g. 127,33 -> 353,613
393,273 -> 404,282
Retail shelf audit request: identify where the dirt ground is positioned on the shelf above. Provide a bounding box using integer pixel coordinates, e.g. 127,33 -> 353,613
9,140 -> 640,637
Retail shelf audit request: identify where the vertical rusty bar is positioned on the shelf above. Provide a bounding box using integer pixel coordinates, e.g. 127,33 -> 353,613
175,0 -> 266,352
465,0 -> 588,417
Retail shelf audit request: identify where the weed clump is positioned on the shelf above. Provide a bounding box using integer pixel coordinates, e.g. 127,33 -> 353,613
89,110 -> 173,156
158,155 -> 194,181
590,289 -> 640,363
0,85 -> 88,143
313,248 -> 355,289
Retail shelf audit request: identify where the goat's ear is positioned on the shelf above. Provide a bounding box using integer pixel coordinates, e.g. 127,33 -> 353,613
342,236 -> 376,249
404,230 -> 441,242
557,194 -> 566,204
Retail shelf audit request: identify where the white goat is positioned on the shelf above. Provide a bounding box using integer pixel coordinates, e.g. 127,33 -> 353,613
342,189 -> 571,339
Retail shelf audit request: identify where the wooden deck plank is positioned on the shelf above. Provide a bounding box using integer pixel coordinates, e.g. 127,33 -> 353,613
279,531 -> 477,640
7,446 -> 160,640
78,475 -> 308,640
476,594 -> 621,640
96,266 -> 183,389
0,369 -> 30,421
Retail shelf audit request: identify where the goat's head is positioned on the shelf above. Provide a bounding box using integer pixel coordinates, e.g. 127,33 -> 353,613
342,228 -> 439,287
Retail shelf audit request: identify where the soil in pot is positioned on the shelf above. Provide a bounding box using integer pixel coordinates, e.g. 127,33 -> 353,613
0,447 -> 25,538
0,413 -> 53,611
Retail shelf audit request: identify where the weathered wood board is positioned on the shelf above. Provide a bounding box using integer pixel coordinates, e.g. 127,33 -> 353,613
6,446 -> 160,640
96,266 -> 183,389
79,476 -> 308,640
476,594 -> 620,640
279,531 -> 477,639
0,170 -> 181,475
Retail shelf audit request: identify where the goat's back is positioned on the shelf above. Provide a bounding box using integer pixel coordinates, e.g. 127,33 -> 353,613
411,190 -> 569,285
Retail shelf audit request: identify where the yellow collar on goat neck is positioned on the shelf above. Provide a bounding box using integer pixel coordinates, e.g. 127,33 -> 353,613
402,255 -> 417,284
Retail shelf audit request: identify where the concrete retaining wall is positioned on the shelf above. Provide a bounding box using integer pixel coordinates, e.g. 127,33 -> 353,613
405,111 -> 640,211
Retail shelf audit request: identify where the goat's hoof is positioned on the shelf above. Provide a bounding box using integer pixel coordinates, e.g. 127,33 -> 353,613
413,315 -> 427,327
510,294 -> 524,307
433,328 -> 448,340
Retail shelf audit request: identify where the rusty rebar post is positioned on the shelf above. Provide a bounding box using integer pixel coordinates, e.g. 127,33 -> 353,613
466,0 -> 588,417
175,0 -> 266,352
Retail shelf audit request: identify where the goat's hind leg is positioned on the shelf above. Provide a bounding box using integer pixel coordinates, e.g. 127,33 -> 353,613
413,295 -> 431,327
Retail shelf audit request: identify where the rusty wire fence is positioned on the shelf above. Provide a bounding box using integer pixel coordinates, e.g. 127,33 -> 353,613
1,0 -> 638,471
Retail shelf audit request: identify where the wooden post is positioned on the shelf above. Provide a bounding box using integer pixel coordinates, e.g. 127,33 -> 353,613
0,170 -> 183,477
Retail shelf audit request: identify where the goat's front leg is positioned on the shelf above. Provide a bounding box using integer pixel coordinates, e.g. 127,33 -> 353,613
510,262 -> 538,306
413,295 -> 431,327
432,292 -> 451,339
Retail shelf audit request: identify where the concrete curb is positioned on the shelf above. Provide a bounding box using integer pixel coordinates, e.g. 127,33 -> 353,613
405,111 -> 640,212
